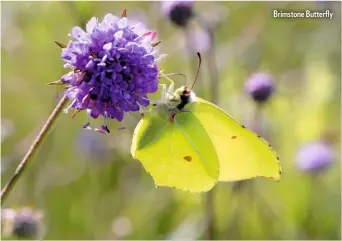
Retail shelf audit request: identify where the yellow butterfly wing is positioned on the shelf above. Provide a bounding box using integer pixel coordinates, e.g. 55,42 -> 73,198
187,98 -> 281,182
131,108 -> 219,192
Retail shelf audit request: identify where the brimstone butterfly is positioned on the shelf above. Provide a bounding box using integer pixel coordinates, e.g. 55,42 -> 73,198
131,53 -> 281,192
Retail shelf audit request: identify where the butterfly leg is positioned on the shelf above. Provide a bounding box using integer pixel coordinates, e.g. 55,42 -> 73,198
160,84 -> 167,102
159,70 -> 175,94
139,106 -> 152,114
148,84 -> 167,107
139,107 -> 152,118
166,79 -> 174,96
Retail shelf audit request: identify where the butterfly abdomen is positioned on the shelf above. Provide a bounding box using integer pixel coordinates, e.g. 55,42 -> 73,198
176,101 -> 187,110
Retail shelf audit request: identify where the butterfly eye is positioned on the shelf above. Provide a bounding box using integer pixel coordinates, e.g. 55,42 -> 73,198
182,89 -> 191,95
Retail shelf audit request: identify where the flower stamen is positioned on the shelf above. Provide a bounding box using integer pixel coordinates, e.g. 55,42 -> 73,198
151,40 -> 162,47
63,99 -> 77,114
72,109 -> 81,119
121,8 -> 127,18
46,80 -> 64,86
54,41 -> 67,48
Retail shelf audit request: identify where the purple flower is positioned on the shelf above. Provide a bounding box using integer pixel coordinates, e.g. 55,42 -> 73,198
12,208 -> 42,239
76,129 -> 110,161
1,119 -> 14,143
244,73 -> 274,103
190,28 -> 211,53
161,1 -> 195,27
55,10 -> 160,131
295,141 -> 334,172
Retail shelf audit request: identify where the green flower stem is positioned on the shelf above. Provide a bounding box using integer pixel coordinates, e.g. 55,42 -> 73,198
205,189 -> 216,239
253,103 -> 264,134
195,14 -> 219,104
197,16 -> 219,240
195,15 -> 220,240
1,95 -> 69,205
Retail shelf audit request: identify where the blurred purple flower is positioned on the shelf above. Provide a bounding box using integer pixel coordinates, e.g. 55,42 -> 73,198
1,119 -> 15,143
56,11 -> 160,131
112,216 -> 132,238
76,129 -> 110,161
11,208 -> 43,239
295,141 -> 334,172
316,0 -> 334,10
161,1 -> 195,27
244,73 -> 274,103
190,28 -> 211,53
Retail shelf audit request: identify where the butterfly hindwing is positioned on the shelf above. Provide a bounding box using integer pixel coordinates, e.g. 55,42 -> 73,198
131,108 -> 219,192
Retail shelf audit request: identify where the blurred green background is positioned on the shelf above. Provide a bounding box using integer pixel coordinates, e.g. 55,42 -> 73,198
1,1 -> 341,240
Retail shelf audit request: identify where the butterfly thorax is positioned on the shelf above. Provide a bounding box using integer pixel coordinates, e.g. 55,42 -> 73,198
152,86 -> 196,122
166,86 -> 196,111
151,86 -> 197,121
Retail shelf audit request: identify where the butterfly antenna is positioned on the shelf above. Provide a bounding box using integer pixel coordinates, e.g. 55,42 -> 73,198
159,73 -> 187,85
159,70 -> 174,87
191,52 -> 202,90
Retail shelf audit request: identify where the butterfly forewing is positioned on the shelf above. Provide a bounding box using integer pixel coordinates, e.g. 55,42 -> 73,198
187,98 -> 281,182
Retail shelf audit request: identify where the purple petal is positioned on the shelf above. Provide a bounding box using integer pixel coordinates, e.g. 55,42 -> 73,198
117,17 -> 128,29
86,17 -> 98,33
137,95 -> 150,106
147,84 -> 158,93
87,107 -> 101,119
103,42 -> 112,51
71,26 -> 87,40
103,14 -> 118,26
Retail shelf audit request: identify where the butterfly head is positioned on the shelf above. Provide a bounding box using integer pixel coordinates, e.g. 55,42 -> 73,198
166,53 -> 201,112
172,86 -> 196,105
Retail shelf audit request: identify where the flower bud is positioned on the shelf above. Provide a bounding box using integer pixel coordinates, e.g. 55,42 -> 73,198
244,73 -> 274,103
162,1 -> 195,27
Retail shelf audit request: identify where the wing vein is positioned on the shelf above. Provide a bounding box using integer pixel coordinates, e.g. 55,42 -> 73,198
174,116 -> 214,176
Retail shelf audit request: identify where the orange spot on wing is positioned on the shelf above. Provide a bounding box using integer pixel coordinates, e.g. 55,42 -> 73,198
183,156 -> 192,162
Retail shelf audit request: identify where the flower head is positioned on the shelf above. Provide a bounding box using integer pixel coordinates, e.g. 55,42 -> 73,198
52,10 -> 160,131
161,1 -> 195,27
11,208 -> 43,239
1,119 -> 14,143
295,141 -> 334,172
190,28 -> 211,53
244,73 -> 274,103
76,129 -> 110,161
